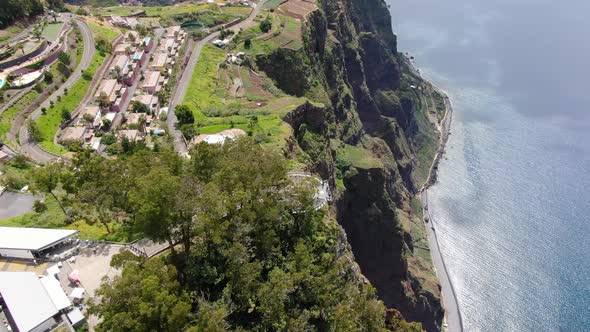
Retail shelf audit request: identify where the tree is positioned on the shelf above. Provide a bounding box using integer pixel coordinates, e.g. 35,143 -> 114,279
61,108 -> 71,122
101,133 -> 116,146
47,0 -> 64,11
129,166 -> 182,257
174,104 -> 194,125
58,51 -> 71,66
32,19 -> 46,41
89,259 -> 192,332
97,92 -> 110,109
28,121 -> 43,142
180,124 -> 196,140
31,162 -> 69,217
131,101 -> 149,114
15,42 -> 25,55
244,37 -> 252,49
259,18 -> 272,33
136,24 -> 148,37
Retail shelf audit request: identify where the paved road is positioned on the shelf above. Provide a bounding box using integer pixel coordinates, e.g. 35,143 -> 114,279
18,16 -> 95,164
167,0 -> 269,155
421,190 -> 462,332
0,192 -> 38,220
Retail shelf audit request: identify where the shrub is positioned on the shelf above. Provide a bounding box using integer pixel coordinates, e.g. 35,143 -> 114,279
259,18 -> 272,33
33,200 -> 48,213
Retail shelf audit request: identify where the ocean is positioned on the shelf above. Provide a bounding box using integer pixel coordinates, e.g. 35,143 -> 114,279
387,0 -> 590,330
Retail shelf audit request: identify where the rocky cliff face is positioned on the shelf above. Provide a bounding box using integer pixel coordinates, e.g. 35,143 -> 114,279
256,0 -> 444,330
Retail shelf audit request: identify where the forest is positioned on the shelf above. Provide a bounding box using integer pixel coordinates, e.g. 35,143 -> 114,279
32,139 -> 421,331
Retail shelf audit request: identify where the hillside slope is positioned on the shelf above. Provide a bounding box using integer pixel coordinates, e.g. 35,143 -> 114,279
257,0 -> 446,330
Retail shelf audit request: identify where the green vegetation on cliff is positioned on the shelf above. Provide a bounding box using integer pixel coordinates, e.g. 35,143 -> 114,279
75,139 -> 414,331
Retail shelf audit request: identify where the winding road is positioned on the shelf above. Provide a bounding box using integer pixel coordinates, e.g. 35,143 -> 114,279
167,0 -> 270,155
18,15 -> 95,163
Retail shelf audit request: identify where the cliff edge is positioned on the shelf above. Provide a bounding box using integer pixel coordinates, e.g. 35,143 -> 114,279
256,0 -> 447,330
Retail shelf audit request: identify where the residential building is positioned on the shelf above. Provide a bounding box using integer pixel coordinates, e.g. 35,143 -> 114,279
75,106 -> 102,129
133,94 -> 159,112
0,227 -> 79,260
149,52 -> 168,71
141,70 -> 162,94
59,127 -> 87,144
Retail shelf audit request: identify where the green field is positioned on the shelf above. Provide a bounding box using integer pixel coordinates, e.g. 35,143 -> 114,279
90,3 -> 211,17
264,0 -> 287,9
41,22 -> 64,42
87,22 -> 120,42
220,6 -> 252,17
0,89 -> 41,144
182,44 -> 305,150
337,144 -> 383,169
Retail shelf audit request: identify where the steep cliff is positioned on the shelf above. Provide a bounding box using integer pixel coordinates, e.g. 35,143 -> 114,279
256,0 -> 445,330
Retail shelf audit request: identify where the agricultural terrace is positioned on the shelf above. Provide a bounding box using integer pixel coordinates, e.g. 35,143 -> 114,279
89,3 -> 251,28
33,22 -> 121,155
235,10 -> 304,53
182,44 -> 306,151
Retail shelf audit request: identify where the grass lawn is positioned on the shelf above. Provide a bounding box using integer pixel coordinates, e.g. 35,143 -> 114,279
0,89 -> 41,143
183,44 -> 226,114
337,144 -> 383,169
220,6 -> 252,17
264,0 -> 287,9
36,51 -> 106,155
87,22 -> 120,42
0,194 -> 131,241
91,3 -> 212,17
41,22 -> 64,42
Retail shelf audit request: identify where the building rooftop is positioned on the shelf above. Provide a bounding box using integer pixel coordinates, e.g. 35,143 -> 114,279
164,26 -> 181,38
0,272 -> 59,332
109,54 -> 130,72
95,79 -> 119,98
113,42 -> 133,54
40,275 -> 72,311
126,113 -> 145,126
0,227 -> 78,251
133,94 -> 157,107
150,52 -> 168,68
118,129 -> 140,142
157,38 -> 175,53
142,70 -> 161,88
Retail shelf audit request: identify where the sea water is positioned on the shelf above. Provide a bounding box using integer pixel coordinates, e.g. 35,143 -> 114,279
387,0 -> 590,330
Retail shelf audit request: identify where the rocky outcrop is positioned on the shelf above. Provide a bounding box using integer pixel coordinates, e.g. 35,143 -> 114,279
261,0 -> 444,330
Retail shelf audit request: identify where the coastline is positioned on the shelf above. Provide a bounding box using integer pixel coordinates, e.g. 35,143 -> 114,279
410,58 -> 463,332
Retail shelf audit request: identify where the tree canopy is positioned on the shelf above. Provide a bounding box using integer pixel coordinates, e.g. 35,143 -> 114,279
70,139 -> 422,331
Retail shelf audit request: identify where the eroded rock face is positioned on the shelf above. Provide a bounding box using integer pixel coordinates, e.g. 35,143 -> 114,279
259,0 -> 444,330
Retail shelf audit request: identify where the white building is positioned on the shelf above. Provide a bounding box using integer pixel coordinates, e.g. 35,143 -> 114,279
0,227 -> 78,260
0,272 -> 72,332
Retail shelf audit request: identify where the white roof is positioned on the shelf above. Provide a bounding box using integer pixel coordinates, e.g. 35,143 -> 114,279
46,264 -> 60,276
67,308 -> 85,325
70,287 -> 85,299
204,134 -> 228,145
0,227 -> 78,251
40,275 -> 72,310
0,272 -> 59,332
